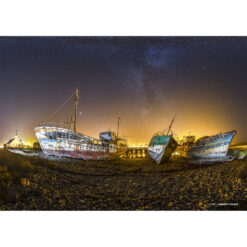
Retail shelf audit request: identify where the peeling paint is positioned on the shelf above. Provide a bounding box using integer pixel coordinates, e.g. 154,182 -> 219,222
34,126 -> 127,160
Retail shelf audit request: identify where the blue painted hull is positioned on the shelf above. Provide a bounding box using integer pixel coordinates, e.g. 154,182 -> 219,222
188,130 -> 236,160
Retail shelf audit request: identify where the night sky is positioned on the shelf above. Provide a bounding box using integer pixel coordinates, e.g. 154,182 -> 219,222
0,36 -> 247,145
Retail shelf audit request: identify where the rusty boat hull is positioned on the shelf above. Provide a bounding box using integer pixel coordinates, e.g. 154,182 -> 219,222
188,130 -> 236,162
34,126 -> 126,160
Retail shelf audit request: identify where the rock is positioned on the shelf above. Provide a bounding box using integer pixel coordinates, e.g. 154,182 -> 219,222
20,178 -> 30,186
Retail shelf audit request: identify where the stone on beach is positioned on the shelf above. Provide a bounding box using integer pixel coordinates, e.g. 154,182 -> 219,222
1,150 -> 247,210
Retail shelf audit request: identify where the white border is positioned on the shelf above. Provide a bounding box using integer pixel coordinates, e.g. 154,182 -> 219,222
0,211 -> 247,247
0,0 -> 247,36
1,0 -> 247,246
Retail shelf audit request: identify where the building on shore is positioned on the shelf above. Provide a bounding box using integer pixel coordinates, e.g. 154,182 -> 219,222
180,134 -> 196,145
4,130 -> 25,149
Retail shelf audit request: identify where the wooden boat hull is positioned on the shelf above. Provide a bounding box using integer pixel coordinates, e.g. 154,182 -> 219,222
35,126 -> 127,160
148,135 -> 178,164
188,130 -> 236,162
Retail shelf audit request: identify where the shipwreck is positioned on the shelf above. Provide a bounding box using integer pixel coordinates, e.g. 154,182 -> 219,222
34,89 -> 127,160
187,130 -> 236,163
148,118 -> 178,164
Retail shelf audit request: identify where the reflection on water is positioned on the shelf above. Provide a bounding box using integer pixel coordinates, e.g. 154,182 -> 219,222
125,147 -> 148,159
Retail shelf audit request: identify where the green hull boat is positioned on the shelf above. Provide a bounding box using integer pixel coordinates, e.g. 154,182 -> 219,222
148,118 -> 178,164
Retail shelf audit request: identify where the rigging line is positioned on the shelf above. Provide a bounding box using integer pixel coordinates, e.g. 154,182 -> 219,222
48,91 -> 75,121
65,102 -> 76,124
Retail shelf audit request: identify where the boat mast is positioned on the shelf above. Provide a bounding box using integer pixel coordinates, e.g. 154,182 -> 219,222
167,117 -> 175,135
74,88 -> 79,132
116,112 -> 120,140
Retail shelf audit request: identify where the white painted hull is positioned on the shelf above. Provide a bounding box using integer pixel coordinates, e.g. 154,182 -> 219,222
189,144 -> 230,159
148,145 -> 167,164
188,131 -> 236,162
34,126 -> 126,160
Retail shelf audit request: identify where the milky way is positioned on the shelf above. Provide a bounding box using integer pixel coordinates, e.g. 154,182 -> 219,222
0,37 -> 247,144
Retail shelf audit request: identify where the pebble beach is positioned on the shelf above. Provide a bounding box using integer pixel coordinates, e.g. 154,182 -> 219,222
1,149 -> 247,210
